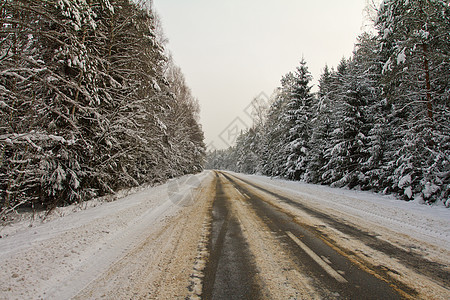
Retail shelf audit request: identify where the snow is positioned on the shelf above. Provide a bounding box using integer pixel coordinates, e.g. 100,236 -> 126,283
419,29 -> 430,40
382,57 -> 392,74
423,182 -> 439,199
0,100 -> 13,110
0,171 -> 210,299
398,173 -> 411,188
404,186 -> 413,198
397,48 -> 407,64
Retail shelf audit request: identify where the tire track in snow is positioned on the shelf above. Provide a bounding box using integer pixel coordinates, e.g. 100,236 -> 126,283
201,173 -> 261,299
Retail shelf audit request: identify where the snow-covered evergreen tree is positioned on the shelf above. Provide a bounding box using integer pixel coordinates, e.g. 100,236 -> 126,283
321,54 -> 376,189
307,65 -> 334,183
0,0 -> 206,214
0,0 -> 102,208
352,33 -> 385,191
281,59 -> 314,180
204,1 -> 449,205
376,0 -> 449,202
260,89 -> 289,177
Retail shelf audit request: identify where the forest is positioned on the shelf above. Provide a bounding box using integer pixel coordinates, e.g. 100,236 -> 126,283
207,0 -> 449,205
0,0 -> 205,213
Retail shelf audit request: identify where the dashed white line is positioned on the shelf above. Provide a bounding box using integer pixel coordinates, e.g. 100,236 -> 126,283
285,231 -> 348,283
235,189 -> 251,200
321,256 -> 332,265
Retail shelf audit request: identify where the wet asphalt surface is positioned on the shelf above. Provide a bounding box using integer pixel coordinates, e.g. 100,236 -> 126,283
227,173 -> 449,290
202,173 -> 261,299
222,173 -> 405,299
201,172 -> 427,299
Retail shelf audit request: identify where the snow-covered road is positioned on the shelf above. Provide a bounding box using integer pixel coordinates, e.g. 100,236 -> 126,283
0,170 -> 448,299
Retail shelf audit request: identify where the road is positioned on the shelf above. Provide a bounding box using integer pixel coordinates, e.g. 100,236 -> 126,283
197,171 -> 449,299
0,170 -> 448,299
203,172 -> 400,299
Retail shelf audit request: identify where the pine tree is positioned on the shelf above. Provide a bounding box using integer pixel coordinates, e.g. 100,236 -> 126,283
235,128 -> 261,174
352,33 -> 385,191
165,60 -> 205,176
205,0 -> 449,205
261,87 -> 289,177
0,0 -> 102,208
321,56 -> 374,189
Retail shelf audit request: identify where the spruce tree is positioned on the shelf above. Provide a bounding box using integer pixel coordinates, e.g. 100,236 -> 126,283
307,65 -> 334,183
260,90 -> 288,177
281,59 -> 313,180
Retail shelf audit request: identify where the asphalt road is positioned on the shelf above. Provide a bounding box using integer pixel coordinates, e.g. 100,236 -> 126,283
201,171 -> 427,299
202,173 -> 261,299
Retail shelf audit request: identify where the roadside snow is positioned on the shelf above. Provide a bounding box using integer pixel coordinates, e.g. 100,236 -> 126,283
0,171 -> 210,299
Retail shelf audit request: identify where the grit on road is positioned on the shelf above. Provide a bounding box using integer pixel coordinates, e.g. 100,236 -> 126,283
0,170 -> 448,299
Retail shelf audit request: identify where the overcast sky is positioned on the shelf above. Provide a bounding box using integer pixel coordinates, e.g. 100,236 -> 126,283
153,0 -> 372,150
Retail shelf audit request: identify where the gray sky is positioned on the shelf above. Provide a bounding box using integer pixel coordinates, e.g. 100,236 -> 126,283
153,0 -> 370,150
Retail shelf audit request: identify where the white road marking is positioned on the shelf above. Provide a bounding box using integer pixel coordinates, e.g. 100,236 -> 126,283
321,256 -> 332,264
286,231 -> 348,283
235,189 -> 251,200
235,189 -> 246,198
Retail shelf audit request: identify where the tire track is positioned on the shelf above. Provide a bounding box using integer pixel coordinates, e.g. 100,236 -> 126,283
201,173 -> 260,299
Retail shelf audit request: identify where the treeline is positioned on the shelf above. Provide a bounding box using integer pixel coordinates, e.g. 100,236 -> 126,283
207,0 -> 449,205
0,0 -> 205,213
